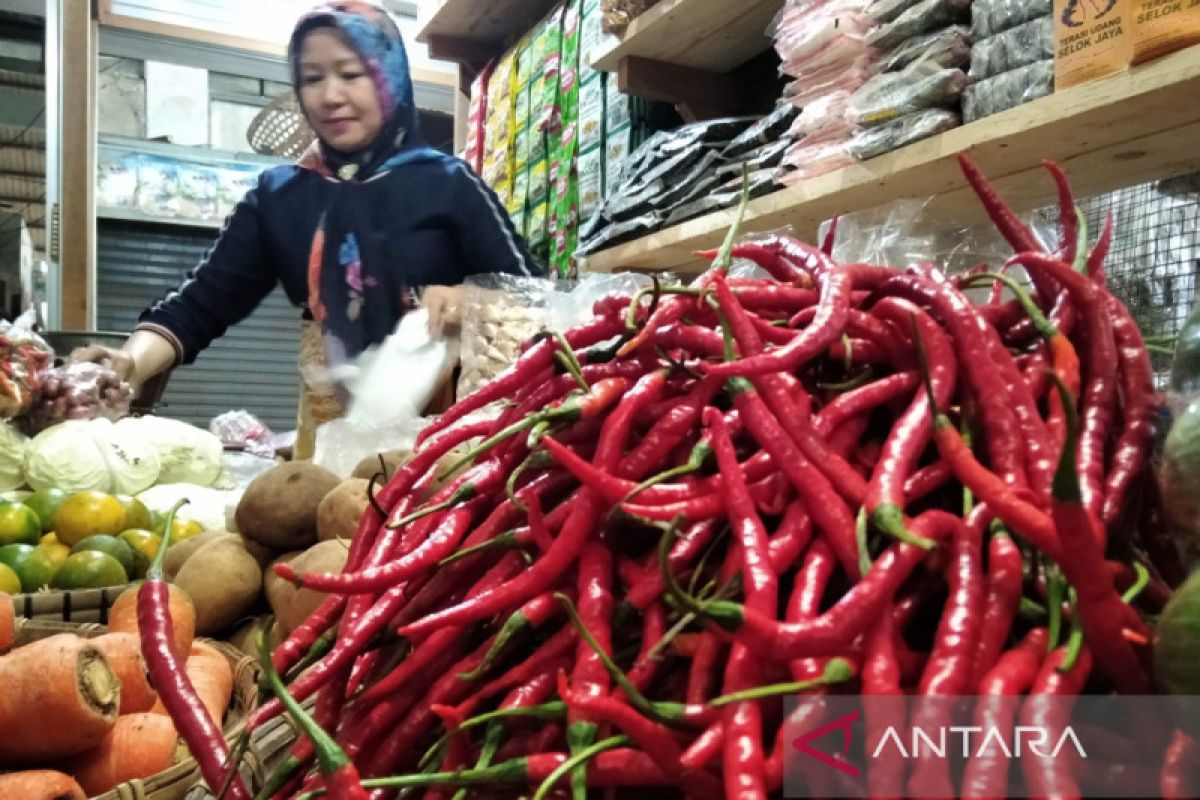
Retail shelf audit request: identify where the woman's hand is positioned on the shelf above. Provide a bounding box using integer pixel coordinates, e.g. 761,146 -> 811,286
69,345 -> 137,383
422,285 -> 465,338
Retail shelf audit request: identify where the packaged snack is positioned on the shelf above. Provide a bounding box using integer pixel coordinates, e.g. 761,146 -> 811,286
579,74 -> 605,151
963,58 -> 1054,120
578,144 -> 604,219
968,16 -> 1053,81
868,0 -> 972,50
1131,0 -> 1199,63
849,65 -> 968,126
848,107 -> 960,158
881,25 -> 972,72
972,0 -> 1052,38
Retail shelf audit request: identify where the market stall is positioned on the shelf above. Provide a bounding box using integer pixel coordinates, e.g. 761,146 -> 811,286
1,0 -> 1200,797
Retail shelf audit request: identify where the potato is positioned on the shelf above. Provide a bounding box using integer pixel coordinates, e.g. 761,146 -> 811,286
226,614 -> 284,659
317,479 -> 370,544
351,449 -> 412,481
174,537 -> 264,635
265,541 -> 348,635
236,462 -> 341,549
164,530 -> 274,581
164,530 -> 234,582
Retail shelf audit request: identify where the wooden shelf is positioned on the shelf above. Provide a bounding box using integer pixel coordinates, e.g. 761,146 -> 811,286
582,45 -> 1200,275
416,0 -> 561,64
590,0 -> 782,73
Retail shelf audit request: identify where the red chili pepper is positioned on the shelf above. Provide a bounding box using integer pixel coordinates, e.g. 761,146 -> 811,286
908,516 -> 984,799
721,642 -> 770,800
619,377 -> 723,480
887,271 -> 1033,490
1049,378 -> 1150,692
863,613 -> 905,800
1101,294 -> 1157,527
1044,160 -> 1080,267
769,498 -> 814,574
419,315 -> 626,446
755,232 -> 838,278
566,538 -> 614,797
137,501 -> 249,799
1019,645 -> 1093,800
618,292 -> 695,357
704,263 -> 857,378
627,519 -> 720,610
625,601 -> 666,693
1008,251 -> 1118,520
904,461 -> 953,504
670,511 -> 956,659
697,241 -> 808,283
686,633 -> 725,706
452,625 -> 577,722
814,371 -> 919,437
1162,731 -> 1200,800
971,519 -> 1024,686
1087,211 -> 1114,284
961,628 -> 1049,799
866,297 -> 958,547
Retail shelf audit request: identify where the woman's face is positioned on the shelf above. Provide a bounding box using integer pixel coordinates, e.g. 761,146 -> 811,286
297,27 -> 384,153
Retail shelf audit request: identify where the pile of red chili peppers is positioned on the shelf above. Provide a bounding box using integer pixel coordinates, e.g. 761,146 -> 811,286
232,156 -> 1196,800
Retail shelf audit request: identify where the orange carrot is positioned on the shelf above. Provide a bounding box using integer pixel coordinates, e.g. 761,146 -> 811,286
150,641 -> 233,726
63,713 -> 178,796
108,584 -> 195,659
0,769 -> 86,800
91,633 -> 157,714
0,592 -> 13,653
0,634 -> 119,763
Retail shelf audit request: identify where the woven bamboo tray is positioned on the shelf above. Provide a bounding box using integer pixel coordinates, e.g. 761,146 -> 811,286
11,618 -> 266,800
10,583 -> 137,623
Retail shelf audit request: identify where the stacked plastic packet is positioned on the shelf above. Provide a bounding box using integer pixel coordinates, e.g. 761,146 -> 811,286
964,0 -> 1053,122
774,0 -> 883,182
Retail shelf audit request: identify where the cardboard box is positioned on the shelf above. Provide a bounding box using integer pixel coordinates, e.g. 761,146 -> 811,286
579,74 -> 605,152
578,144 -> 604,219
1054,0 -> 1132,87
1131,0 -> 1200,62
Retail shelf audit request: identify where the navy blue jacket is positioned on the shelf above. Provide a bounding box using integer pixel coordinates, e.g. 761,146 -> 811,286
137,155 -> 541,365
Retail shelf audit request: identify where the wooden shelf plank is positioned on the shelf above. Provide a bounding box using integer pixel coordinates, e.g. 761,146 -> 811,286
416,0 -> 561,61
582,45 -> 1200,275
590,0 -> 782,73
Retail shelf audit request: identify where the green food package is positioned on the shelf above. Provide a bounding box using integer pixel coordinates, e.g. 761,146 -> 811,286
578,143 -> 603,219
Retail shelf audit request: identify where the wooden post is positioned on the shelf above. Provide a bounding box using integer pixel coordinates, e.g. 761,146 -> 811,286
58,0 -> 97,330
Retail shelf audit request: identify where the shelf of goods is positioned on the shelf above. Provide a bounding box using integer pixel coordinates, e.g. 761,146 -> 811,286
416,0 -> 564,61
581,44 -> 1200,275
589,0 -> 783,74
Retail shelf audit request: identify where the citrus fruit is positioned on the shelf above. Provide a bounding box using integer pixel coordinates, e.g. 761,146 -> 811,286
0,544 -> 35,592
22,543 -> 68,592
0,563 -> 18,594
55,491 -> 126,547
23,488 -> 68,533
39,532 -> 58,546
70,535 -> 137,577
0,501 -> 41,547
160,517 -> 205,545
118,529 -> 162,578
116,495 -> 153,532
51,551 -> 128,589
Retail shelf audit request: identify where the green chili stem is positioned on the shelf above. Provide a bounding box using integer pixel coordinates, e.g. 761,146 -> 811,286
532,736 -> 631,800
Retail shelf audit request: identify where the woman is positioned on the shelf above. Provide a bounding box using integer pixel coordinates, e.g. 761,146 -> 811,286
77,1 -> 540,456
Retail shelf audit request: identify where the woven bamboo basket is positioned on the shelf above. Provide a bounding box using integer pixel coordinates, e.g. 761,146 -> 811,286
247,93 -> 315,160
10,583 -> 137,623
10,618 -> 267,800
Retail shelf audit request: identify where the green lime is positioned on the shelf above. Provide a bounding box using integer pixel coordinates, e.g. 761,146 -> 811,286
116,495 -> 153,532
0,563 -> 18,594
22,543 -> 67,592
51,551 -> 128,590
0,502 -> 41,547
70,535 -> 137,577
23,488 -> 68,534
0,543 -> 35,591
118,529 -> 162,579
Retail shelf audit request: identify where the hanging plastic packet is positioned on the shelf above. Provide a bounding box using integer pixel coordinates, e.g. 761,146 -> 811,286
722,104 -> 800,159
968,16 -> 1053,82
848,108 -> 961,159
880,25 -> 972,72
962,59 -> 1054,122
849,64 -> 968,126
868,0 -> 972,50
972,0 -> 1052,39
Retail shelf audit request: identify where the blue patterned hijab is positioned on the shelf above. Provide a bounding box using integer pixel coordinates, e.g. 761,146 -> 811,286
289,1 -> 445,367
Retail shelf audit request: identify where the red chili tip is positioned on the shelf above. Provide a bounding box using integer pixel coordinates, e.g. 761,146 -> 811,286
430,703 -> 463,728
272,562 -> 298,584
695,248 -> 718,260
1121,628 -> 1150,646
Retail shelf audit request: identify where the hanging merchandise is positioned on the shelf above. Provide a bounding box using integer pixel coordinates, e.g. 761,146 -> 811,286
968,16 -> 1054,81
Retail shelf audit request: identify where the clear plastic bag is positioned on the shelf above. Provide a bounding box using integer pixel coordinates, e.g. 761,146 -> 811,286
880,25 -> 971,72
457,274 -> 555,400
970,0 -> 1052,40
601,0 -> 661,34
849,64 -> 968,126
209,409 -> 275,457
313,414 -> 433,479
25,361 -> 133,432
968,16 -> 1052,82
0,308 -> 52,419
547,272 -> 652,334
867,0 -> 972,51
962,59 -> 1054,123
848,108 -> 961,159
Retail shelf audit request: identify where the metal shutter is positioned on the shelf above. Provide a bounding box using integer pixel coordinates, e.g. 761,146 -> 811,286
97,219 -> 300,432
